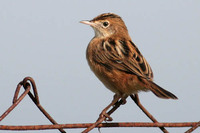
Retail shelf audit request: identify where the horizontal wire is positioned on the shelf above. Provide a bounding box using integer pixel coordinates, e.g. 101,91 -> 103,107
0,77 -> 199,133
0,122 -> 199,130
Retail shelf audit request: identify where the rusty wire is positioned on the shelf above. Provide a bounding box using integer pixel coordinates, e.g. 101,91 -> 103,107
82,97 -> 124,133
130,94 -> 168,133
82,94 -> 169,133
0,77 -> 66,133
0,81 -> 30,121
185,121 -> 200,133
0,77 -> 199,133
0,122 -> 199,130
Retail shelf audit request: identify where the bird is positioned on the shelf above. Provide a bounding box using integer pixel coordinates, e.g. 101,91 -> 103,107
80,13 -> 177,120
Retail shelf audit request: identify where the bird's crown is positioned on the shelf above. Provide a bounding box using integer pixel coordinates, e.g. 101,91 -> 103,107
92,13 -> 121,21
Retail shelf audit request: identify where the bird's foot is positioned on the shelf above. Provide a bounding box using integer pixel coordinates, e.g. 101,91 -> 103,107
121,98 -> 127,105
97,111 -> 113,122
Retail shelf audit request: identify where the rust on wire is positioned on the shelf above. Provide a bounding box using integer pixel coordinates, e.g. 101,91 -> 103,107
0,77 -> 66,133
0,81 -> 30,121
82,99 -> 124,133
21,77 -> 65,133
0,122 -> 199,130
82,94 -> 170,133
185,121 -> 200,133
0,77 -> 199,133
130,94 -> 168,133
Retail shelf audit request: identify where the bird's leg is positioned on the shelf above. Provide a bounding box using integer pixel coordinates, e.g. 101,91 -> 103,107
97,94 -> 121,121
120,94 -> 128,105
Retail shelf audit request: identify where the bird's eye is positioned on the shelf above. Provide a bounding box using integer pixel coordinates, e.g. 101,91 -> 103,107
103,21 -> 109,27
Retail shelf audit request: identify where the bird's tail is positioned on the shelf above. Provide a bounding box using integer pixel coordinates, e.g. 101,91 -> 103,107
149,81 -> 178,99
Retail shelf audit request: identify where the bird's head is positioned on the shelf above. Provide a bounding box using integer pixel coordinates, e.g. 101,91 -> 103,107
80,13 -> 129,38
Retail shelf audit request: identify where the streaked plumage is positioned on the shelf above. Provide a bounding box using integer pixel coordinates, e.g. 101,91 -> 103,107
81,13 -> 177,99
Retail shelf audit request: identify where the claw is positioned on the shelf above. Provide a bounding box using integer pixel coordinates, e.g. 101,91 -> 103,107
103,113 -> 113,121
97,112 -> 113,122
121,98 -> 127,105
96,94 -> 121,122
113,97 -> 127,106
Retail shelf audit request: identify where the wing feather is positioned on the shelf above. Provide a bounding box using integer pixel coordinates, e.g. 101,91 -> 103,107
94,38 -> 153,80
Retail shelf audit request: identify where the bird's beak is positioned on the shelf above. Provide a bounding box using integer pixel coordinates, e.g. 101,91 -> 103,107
80,20 -> 95,27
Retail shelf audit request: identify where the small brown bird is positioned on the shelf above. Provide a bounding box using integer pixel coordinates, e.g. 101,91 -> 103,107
80,13 -> 177,120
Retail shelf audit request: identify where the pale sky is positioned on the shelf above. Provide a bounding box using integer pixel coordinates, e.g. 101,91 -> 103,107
0,1 -> 200,133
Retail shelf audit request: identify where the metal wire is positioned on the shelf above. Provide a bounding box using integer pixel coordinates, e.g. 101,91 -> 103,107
0,81 -> 30,121
0,77 -> 66,133
130,94 -> 168,133
185,121 -> 200,133
0,77 -> 199,133
0,122 -> 199,130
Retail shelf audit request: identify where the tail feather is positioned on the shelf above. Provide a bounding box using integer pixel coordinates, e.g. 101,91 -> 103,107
149,81 -> 178,99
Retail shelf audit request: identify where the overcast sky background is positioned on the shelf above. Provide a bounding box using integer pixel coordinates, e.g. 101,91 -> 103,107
0,1 -> 200,133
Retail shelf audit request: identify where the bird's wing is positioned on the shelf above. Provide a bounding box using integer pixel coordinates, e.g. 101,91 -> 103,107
94,39 -> 153,80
